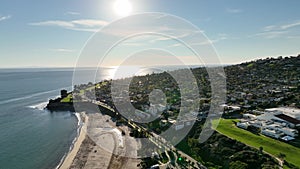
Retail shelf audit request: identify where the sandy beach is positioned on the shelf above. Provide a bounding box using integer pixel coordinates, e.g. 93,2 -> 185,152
59,112 -> 88,169
58,112 -> 141,169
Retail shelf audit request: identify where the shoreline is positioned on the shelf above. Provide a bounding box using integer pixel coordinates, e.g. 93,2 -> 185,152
55,112 -> 81,169
58,112 -> 88,169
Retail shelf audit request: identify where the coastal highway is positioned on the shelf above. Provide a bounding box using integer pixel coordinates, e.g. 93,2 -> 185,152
90,99 -> 205,169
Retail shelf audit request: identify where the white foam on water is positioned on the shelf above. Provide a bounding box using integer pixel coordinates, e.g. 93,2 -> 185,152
28,101 -> 49,110
0,86 -> 72,105
55,112 -> 82,169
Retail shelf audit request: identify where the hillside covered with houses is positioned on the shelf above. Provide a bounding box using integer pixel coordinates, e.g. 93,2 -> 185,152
225,55 -> 300,110
51,55 -> 300,169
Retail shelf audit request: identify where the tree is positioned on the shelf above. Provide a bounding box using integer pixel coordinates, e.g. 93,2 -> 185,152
278,153 -> 286,160
229,161 -> 248,169
259,146 -> 264,154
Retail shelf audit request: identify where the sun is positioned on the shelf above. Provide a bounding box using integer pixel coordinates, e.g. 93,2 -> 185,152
114,0 -> 132,17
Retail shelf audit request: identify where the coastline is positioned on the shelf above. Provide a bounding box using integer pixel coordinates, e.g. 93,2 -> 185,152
58,112 -> 88,169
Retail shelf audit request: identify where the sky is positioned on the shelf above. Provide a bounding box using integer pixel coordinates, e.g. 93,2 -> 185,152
0,0 -> 300,68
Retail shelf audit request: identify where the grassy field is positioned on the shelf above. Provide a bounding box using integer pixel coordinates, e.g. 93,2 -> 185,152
60,89 -> 85,103
60,94 -> 72,102
215,118 -> 300,167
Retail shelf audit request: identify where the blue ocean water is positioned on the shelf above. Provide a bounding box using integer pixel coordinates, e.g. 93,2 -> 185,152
0,66 -> 187,169
0,68 -> 116,169
0,69 -> 75,169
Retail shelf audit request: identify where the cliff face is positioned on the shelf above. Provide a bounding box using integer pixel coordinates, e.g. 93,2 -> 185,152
46,100 -> 113,114
46,99 -> 75,112
46,90 -> 75,112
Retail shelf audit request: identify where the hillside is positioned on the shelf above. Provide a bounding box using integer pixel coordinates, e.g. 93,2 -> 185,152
224,55 -> 300,109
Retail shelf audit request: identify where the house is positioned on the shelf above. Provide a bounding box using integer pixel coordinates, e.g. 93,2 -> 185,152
252,110 -> 264,115
160,120 -> 168,127
249,120 -> 263,128
243,113 -> 257,120
168,119 -> 177,124
243,105 -> 252,109
222,104 -> 241,113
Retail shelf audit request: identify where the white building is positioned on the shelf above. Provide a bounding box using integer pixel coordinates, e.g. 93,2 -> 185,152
238,108 -> 300,141
237,122 -> 249,129
243,113 -> 257,120
261,129 -> 282,139
281,136 -> 295,141
249,120 -> 263,128
278,127 -> 298,137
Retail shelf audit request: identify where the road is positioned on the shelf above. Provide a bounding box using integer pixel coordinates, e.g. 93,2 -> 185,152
90,99 -> 206,169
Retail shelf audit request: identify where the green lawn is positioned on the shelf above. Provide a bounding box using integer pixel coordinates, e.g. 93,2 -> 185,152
215,118 -> 300,167
60,94 -> 72,102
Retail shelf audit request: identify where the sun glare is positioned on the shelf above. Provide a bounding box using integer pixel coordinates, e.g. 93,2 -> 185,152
114,0 -> 132,17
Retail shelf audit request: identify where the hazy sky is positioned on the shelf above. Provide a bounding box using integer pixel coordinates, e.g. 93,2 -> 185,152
0,0 -> 300,67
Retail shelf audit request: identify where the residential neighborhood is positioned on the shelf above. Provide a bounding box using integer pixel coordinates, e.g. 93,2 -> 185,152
52,55 -> 300,169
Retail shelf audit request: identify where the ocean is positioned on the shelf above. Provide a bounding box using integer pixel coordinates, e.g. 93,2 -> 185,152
0,66 -> 192,169
0,68 -> 77,169
0,68 -> 117,169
